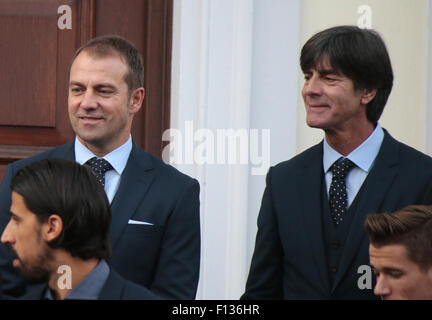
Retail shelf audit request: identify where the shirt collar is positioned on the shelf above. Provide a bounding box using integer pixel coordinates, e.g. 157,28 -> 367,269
323,124 -> 384,173
75,135 -> 132,175
44,260 -> 110,300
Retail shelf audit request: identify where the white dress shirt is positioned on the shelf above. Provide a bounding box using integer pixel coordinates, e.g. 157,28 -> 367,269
323,124 -> 384,207
75,136 -> 132,203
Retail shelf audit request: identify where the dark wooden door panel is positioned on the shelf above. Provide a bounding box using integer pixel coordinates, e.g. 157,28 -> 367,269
0,0 -> 79,149
0,15 -> 57,127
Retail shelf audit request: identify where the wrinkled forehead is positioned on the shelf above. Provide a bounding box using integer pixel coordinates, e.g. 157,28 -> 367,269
69,50 -> 130,85
83,47 -> 128,65
70,48 -> 130,79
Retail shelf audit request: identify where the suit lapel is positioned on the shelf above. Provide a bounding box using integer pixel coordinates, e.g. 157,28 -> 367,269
109,143 -> 155,248
53,140 -> 75,161
332,131 -> 399,291
298,142 -> 331,293
98,269 -> 123,299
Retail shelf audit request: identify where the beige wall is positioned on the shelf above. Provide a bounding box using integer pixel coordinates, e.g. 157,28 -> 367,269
296,0 -> 430,154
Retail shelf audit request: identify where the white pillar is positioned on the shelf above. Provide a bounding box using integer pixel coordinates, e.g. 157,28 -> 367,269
171,0 -> 301,299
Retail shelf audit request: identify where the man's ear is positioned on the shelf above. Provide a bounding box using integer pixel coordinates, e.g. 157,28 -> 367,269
42,214 -> 63,242
361,88 -> 377,105
128,87 -> 145,115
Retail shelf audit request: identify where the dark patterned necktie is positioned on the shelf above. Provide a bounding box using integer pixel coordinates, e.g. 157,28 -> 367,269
329,157 -> 355,226
85,157 -> 113,187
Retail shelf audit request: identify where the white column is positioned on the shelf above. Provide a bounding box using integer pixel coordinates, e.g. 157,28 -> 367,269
247,0 -> 301,262
171,0 -> 253,299
171,0 -> 301,299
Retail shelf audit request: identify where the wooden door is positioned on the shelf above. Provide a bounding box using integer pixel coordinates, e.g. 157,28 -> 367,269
0,0 -> 172,179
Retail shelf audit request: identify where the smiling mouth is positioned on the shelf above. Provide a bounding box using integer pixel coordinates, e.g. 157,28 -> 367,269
308,103 -> 329,108
78,116 -> 104,122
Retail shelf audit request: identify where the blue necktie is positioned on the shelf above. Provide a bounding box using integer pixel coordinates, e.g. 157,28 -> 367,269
329,157 -> 355,226
85,157 -> 113,187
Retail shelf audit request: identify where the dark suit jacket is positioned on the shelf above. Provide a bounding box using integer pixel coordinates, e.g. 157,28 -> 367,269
21,268 -> 160,300
242,130 -> 432,299
0,141 -> 200,299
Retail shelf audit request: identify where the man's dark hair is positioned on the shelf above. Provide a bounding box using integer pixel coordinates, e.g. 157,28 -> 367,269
10,159 -> 111,261
300,25 -> 394,124
71,34 -> 144,95
365,205 -> 432,272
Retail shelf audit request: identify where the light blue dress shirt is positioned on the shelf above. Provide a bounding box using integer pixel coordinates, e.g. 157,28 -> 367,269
44,260 -> 110,300
75,135 -> 132,203
323,124 -> 384,207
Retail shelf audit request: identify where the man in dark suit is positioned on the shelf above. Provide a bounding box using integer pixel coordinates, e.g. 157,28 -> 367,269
1,159 -> 158,300
242,26 -> 432,299
0,35 -> 200,299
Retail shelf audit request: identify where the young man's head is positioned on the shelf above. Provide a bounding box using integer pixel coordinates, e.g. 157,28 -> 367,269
68,35 -> 145,156
1,159 -> 111,284
365,205 -> 432,300
300,25 -> 393,134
